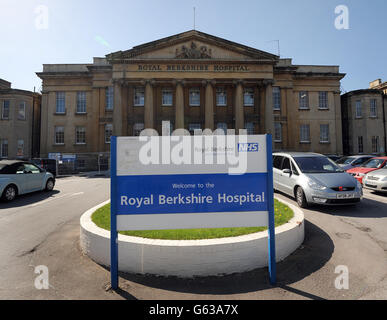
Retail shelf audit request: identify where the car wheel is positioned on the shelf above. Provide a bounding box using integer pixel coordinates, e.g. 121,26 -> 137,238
45,179 -> 55,191
2,185 -> 17,202
296,187 -> 308,208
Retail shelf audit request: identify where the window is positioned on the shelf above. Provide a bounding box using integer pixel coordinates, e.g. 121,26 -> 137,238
56,92 -> 66,114
243,88 -> 254,106
216,122 -> 227,134
75,127 -> 86,144
133,123 -> 144,136
134,87 -> 145,106
105,124 -> 113,144
273,87 -> 281,110
76,91 -> 87,113
319,92 -> 328,109
55,126 -> 64,145
320,124 -> 330,143
189,123 -> 201,135
189,88 -> 200,106
358,136 -> 363,153
2,100 -> 10,119
23,163 -> 41,174
281,157 -> 291,170
355,100 -> 362,118
162,89 -> 173,106
0,140 -> 8,158
291,161 -> 300,176
18,101 -> 26,120
273,156 -> 283,169
17,140 -> 24,157
105,87 -> 114,110
372,136 -> 379,153
299,92 -> 309,109
245,122 -> 255,135
216,88 -> 227,106
300,124 -> 310,143
370,99 -> 377,117
274,122 -> 282,142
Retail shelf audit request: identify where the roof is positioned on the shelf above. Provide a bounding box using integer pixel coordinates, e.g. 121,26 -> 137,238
0,160 -> 24,165
273,152 -> 324,157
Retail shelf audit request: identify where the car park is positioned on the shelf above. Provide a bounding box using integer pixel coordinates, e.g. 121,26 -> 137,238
336,155 -> 374,171
0,160 -> 55,202
273,152 -> 363,208
346,157 -> 387,184
363,168 -> 387,193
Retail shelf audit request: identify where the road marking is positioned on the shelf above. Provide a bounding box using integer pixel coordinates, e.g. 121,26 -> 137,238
27,192 -> 85,208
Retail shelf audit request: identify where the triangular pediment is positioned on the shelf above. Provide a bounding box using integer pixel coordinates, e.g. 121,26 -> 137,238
106,30 -> 279,63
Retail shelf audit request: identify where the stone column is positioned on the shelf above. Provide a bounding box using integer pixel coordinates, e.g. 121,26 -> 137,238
264,79 -> 274,136
234,80 -> 244,133
175,80 -> 185,129
113,80 -> 123,136
204,80 -> 215,130
144,79 -> 155,129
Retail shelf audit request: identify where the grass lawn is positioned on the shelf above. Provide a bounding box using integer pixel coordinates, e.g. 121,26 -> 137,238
91,199 -> 294,240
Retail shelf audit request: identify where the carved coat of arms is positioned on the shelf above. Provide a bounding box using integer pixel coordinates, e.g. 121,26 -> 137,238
175,42 -> 212,59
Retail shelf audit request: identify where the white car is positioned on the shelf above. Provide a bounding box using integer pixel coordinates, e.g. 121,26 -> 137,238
363,168 -> 387,193
0,160 -> 55,202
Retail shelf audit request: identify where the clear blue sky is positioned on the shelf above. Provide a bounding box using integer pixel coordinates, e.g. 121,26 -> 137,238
1,0 -> 386,93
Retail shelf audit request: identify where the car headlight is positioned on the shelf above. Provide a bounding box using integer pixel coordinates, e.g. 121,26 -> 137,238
382,176 -> 387,182
308,180 -> 327,191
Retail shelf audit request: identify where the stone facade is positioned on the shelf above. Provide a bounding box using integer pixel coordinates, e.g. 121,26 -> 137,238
0,79 -> 41,159
37,30 -> 345,157
341,88 -> 387,155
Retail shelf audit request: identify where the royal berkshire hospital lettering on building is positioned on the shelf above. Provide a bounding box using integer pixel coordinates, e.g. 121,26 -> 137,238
138,64 -> 249,72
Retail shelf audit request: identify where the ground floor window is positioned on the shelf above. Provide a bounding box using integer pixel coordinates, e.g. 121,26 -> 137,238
55,127 -> 64,145
188,123 -> 201,135
162,89 -> 173,106
189,88 -> 201,106
358,136 -> 363,153
0,139 -> 8,158
300,124 -> 310,143
75,127 -> 86,144
372,136 -> 379,153
274,122 -> 282,142
216,88 -> 227,106
245,122 -> 255,135
105,124 -> 113,144
243,88 -> 254,106
216,122 -> 227,134
133,123 -> 144,136
134,87 -> 145,106
17,140 -> 24,157
320,124 -> 330,143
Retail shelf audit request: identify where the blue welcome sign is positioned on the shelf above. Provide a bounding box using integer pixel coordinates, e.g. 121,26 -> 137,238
110,134 -> 276,289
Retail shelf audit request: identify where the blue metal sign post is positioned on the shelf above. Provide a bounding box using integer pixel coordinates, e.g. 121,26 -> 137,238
110,134 -> 276,290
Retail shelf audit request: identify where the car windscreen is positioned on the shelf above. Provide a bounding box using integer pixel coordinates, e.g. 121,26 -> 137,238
362,159 -> 385,168
336,157 -> 355,165
0,164 -> 8,173
293,157 -> 344,174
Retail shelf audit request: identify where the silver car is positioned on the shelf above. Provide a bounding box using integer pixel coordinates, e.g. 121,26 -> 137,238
0,160 -> 55,202
273,152 -> 363,208
363,168 -> 387,193
336,155 -> 374,171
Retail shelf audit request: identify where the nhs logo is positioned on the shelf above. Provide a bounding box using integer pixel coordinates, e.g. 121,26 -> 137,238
238,143 -> 259,152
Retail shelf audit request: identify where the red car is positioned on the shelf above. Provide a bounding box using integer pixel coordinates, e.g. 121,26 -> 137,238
347,157 -> 387,184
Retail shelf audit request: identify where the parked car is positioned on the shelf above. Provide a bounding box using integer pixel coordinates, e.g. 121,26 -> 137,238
336,155 -> 374,171
273,152 -> 362,208
346,157 -> 387,184
363,168 -> 387,193
31,158 -> 57,177
326,155 -> 342,162
0,160 -> 55,202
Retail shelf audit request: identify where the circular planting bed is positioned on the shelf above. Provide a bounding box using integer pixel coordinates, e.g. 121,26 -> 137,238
80,198 -> 304,277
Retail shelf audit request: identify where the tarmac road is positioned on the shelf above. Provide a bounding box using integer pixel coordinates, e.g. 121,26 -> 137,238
0,175 -> 386,300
